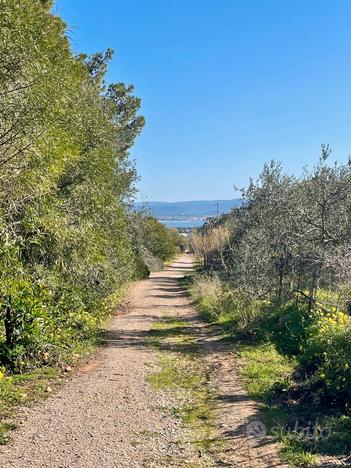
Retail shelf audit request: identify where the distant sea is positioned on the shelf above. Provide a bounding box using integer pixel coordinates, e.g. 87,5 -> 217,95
160,219 -> 204,228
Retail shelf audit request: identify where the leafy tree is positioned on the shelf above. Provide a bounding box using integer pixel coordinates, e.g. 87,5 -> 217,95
193,148 -> 351,310
0,0 -> 145,370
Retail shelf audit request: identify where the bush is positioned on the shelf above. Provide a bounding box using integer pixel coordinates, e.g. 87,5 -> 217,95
0,275 -> 107,372
142,217 -> 180,263
301,310 -> 351,407
129,214 -> 182,274
265,305 -> 314,356
0,278 -> 52,371
190,274 -> 262,329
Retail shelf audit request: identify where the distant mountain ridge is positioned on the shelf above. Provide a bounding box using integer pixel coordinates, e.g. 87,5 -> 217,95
134,199 -> 241,219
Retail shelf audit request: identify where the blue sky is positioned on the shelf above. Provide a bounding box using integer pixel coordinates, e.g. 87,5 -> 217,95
55,0 -> 351,201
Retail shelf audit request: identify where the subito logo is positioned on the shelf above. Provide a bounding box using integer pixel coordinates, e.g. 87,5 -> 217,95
246,421 -> 267,439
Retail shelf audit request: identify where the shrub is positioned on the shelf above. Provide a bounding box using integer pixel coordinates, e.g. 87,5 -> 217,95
267,305 -> 314,356
0,275 -> 106,372
302,310 -> 351,407
142,217 -> 180,263
190,274 -> 261,329
129,214 -> 182,274
0,278 -> 52,371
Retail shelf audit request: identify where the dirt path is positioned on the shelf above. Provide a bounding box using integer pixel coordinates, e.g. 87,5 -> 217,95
0,255 -> 285,467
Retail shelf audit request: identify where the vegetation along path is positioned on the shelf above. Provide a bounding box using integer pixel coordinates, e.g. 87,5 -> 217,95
0,255 -> 286,467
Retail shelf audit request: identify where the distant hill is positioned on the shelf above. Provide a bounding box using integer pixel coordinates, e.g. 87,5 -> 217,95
134,199 -> 241,219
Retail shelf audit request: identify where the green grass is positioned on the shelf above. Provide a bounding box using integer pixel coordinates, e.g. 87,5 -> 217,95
238,342 -> 351,466
147,315 -> 217,452
239,343 -> 295,400
0,422 -> 17,444
148,354 -> 201,390
0,366 -> 59,444
237,344 -> 320,466
59,330 -> 106,365
0,367 -> 58,413
279,435 -> 318,467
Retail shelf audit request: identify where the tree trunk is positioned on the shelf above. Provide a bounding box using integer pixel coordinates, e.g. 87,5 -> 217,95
277,259 -> 285,303
4,305 -> 15,349
308,270 -> 319,312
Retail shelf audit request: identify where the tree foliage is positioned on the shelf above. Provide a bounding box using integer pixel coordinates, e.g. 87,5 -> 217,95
128,212 -> 184,275
192,149 -> 351,309
0,0 -> 150,370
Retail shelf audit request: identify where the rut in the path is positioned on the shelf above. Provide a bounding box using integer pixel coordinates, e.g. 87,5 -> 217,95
0,255 -> 285,467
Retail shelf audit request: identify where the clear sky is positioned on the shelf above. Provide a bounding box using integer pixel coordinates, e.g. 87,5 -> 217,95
54,0 -> 351,202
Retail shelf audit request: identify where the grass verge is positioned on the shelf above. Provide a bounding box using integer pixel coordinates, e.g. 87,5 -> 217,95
0,367 -> 58,444
237,344 -> 318,466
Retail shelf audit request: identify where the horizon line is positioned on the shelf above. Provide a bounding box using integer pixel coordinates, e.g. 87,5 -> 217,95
134,197 -> 241,204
